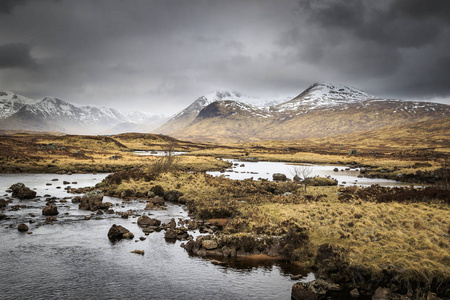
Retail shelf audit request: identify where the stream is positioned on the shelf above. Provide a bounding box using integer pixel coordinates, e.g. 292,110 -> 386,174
0,173 -> 310,300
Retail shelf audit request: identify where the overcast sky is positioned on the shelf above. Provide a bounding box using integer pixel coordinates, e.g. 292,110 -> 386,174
1,0 -> 449,114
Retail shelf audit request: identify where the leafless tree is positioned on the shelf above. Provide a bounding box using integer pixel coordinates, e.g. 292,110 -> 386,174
291,165 -> 313,192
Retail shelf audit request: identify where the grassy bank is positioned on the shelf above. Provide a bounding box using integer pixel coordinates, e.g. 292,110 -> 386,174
97,167 -> 450,297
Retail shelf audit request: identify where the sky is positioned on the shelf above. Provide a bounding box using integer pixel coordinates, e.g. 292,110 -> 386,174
1,0 -> 450,114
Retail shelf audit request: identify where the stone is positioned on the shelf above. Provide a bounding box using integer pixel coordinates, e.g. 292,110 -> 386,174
137,215 -> 161,227
164,190 -> 184,202
131,250 -> 144,255
164,229 -> 177,240
108,224 -> 134,242
18,223 -> 29,232
79,190 -> 110,211
42,205 -> 59,216
10,183 -> 36,199
202,239 -> 218,250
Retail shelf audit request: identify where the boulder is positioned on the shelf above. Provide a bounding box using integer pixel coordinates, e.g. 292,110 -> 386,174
79,190 -> 110,211
202,239 -> 218,250
144,196 -> 165,210
291,279 -> 331,300
0,199 -> 8,210
42,205 -> 59,216
150,185 -> 165,197
108,224 -> 134,242
18,223 -> 29,232
137,216 -> 161,227
10,183 -> 36,199
164,229 -> 177,240
164,190 -> 183,202
272,173 -> 287,181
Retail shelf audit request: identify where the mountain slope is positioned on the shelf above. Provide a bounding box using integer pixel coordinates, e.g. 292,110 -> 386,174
161,83 -> 450,143
157,90 -> 284,134
0,91 -> 40,119
0,92 -> 167,134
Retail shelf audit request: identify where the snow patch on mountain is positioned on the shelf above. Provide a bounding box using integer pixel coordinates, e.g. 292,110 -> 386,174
275,83 -> 374,112
0,91 -> 40,119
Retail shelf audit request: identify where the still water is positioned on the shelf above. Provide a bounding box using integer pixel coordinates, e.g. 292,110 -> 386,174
0,173 -> 309,300
208,159 -> 412,187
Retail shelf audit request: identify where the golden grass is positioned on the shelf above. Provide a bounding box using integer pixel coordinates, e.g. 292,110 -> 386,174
106,171 -> 450,282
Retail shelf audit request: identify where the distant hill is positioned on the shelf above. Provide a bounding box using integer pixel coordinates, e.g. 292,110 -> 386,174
0,91 -> 168,134
157,83 -> 450,143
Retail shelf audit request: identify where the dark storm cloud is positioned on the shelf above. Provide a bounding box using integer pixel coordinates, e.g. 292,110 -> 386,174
0,0 -> 28,14
0,0 -> 449,114
0,43 -> 38,69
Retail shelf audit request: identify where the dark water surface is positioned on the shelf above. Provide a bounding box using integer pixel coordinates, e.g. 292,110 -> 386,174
0,173 -> 310,300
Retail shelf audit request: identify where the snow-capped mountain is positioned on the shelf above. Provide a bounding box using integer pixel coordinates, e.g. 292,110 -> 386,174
157,90 -> 287,134
157,83 -> 450,142
0,91 -> 168,134
0,91 -> 40,119
274,83 -> 374,112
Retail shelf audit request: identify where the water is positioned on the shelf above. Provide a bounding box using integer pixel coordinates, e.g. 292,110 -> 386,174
134,150 -> 188,156
208,159 -> 414,187
0,173 -> 310,300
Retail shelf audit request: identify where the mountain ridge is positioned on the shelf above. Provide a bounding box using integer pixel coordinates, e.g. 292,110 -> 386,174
0,91 -> 168,134
157,83 -> 450,143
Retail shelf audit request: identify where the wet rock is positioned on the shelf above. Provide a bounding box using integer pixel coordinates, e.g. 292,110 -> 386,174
79,190 -> 110,211
71,196 -> 81,203
10,183 -> 36,199
0,199 -> 8,210
137,216 -> 161,227
164,190 -> 183,202
333,168 -> 339,172
0,213 -> 7,220
42,205 -> 59,216
272,173 -> 287,181
131,250 -> 144,255
108,224 -> 134,242
139,237 -> 146,241
145,196 -> 165,210
63,181 -> 70,185
18,223 -> 29,232
45,216 -> 57,224
164,229 -> 177,240
291,279 -> 331,300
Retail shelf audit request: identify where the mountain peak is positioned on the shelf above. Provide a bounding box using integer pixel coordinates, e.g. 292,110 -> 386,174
275,82 -> 373,111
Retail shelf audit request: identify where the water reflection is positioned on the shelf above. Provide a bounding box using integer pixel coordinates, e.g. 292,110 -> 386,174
0,173 -> 305,300
208,159 -> 414,187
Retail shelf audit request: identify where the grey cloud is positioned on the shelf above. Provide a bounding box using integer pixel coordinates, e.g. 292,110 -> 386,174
0,43 -> 38,69
0,0 -> 449,113
0,0 -> 28,14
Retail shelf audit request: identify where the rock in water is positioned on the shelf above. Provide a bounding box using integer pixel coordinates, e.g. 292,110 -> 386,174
10,183 -> 36,199
42,205 -> 59,216
108,224 -> 134,242
131,250 -> 144,255
18,223 -> 29,232
137,215 -> 161,227
79,190 -> 110,211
